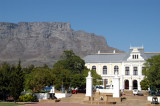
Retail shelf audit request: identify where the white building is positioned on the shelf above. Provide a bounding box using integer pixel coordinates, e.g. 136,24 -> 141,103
83,46 -> 160,91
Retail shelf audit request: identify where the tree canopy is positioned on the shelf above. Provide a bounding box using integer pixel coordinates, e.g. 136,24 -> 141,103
142,55 -> 160,90
25,67 -> 52,94
0,50 -> 102,102
9,60 -> 24,103
0,61 -> 24,103
53,50 -> 102,90
54,50 -> 85,74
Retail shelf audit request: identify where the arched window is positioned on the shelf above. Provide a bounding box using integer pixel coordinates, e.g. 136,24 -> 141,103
92,66 -> 96,71
125,67 -> 130,75
114,65 -> 119,75
103,66 -> 107,74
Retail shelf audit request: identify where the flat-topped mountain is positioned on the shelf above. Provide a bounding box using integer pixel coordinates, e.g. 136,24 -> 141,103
0,22 -> 123,66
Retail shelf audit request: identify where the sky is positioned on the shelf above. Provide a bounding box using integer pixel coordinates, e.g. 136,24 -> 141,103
0,0 -> 160,52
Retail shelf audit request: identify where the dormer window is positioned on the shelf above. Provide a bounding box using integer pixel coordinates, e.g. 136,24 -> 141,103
132,54 -> 139,59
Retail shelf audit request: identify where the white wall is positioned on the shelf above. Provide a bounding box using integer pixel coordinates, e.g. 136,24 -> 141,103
34,93 -> 72,100
34,93 -> 49,100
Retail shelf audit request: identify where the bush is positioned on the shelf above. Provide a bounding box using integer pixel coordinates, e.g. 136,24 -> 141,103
18,95 -> 38,102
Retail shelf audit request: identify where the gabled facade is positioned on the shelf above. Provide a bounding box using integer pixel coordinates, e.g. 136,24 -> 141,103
83,46 -> 160,91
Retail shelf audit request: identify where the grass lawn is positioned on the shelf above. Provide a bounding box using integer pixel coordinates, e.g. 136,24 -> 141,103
0,103 -> 24,106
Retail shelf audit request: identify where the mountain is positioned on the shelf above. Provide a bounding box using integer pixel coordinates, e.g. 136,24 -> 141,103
0,22 -> 123,66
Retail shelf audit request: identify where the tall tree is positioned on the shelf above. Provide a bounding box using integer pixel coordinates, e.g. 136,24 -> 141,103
53,50 -> 101,90
51,66 -> 70,90
0,62 -> 12,100
9,60 -> 24,103
54,50 -> 85,74
143,55 -> 160,90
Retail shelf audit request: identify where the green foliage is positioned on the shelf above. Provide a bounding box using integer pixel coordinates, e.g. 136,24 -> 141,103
54,50 -> 85,74
0,61 -> 25,102
53,50 -> 102,90
26,68 -> 52,94
9,60 -> 24,103
0,62 -> 12,100
70,74 -> 86,89
23,64 -> 35,74
140,78 -> 150,90
143,55 -> 160,90
18,95 -> 37,102
51,66 -> 70,90
82,69 -> 102,86
0,103 -> 24,106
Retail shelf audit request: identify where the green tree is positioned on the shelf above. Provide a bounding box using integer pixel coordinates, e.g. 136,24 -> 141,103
9,60 -> 24,103
0,62 -> 12,100
23,64 -> 35,74
143,55 -> 160,90
53,50 -> 102,90
26,68 -> 52,94
51,66 -> 70,90
140,78 -> 150,90
54,50 -> 85,74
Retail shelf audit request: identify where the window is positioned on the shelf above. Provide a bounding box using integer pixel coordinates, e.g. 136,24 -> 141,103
114,65 -> 119,75
103,66 -> 107,74
92,66 -> 96,71
132,55 -> 139,59
125,67 -> 130,75
133,67 -> 138,75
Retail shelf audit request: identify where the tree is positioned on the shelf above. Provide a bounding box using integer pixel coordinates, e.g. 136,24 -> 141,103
82,69 -> 102,86
140,78 -> 150,90
26,67 -> 52,94
53,50 -> 102,90
54,50 -> 85,74
143,55 -> 160,90
51,66 -> 70,90
0,62 -> 12,101
9,60 -> 24,103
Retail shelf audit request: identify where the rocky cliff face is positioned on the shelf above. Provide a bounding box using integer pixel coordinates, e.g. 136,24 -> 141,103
0,22 -> 122,66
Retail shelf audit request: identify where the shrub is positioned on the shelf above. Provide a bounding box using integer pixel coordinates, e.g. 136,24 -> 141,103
18,95 -> 38,102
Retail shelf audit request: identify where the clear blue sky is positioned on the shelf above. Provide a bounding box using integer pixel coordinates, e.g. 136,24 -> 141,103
0,0 -> 160,52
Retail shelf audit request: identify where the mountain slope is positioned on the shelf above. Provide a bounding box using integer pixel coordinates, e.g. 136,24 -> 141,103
0,22 -> 123,66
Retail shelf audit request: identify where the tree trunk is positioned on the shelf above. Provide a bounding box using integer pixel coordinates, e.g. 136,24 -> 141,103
14,100 -> 16,104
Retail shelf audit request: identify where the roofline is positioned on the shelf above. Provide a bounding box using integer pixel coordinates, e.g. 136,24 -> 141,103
144,52 -> 160,54
95,53 -> 127,55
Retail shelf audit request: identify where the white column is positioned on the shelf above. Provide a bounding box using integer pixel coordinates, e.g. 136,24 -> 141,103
129,78 -> 132,90
110,63 -> 112,75
102,79 -> 105,88
121,63 -> 124,75
86,71 -> 93,97
138,79 -> 141,91
120,75 -> 124,89
98,64 -> 100,75
121,63 -> 124,89
138,63 -> 141,75
130,64 -> 133,75
113,73 -> 120,98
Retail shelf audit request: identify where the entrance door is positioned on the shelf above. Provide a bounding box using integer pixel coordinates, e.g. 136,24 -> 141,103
124,80 -> 129,89
133,80 -> 138,89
